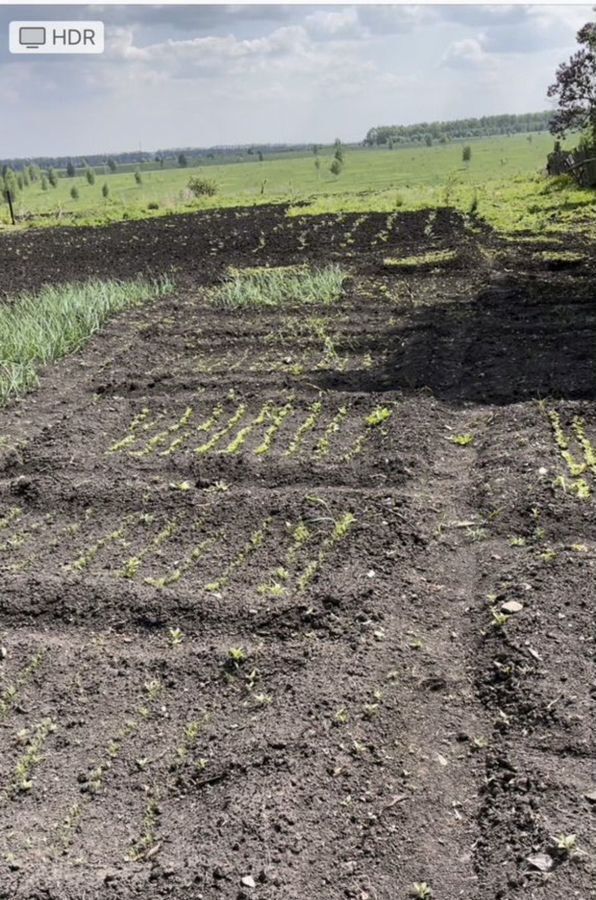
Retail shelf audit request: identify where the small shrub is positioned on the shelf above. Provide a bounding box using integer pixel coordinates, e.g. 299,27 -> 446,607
462,145 -> 472,163
70,186 -> 79,200
188,176 -> 217,197
147,201 -> 159,210
102,184 -> 109,199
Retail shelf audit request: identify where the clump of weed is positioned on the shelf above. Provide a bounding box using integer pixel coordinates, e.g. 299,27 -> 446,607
383,250 -> 457,270
0,278 -> 173,406
211,265 -> 346,309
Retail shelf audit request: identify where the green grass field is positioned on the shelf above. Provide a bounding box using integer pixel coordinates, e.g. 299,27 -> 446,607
3,132 -> 595,237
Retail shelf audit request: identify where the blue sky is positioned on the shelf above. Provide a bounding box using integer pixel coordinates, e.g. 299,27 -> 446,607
0,4 -> 591,157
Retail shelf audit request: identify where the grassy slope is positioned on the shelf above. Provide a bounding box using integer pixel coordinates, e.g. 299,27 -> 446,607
2,132 -> 595,236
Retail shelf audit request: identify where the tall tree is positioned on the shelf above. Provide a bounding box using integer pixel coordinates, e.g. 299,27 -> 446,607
548,21 -> 596,142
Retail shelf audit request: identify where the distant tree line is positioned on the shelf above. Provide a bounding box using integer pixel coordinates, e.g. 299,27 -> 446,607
0,143 -> 318,174
364,111 -> 554,147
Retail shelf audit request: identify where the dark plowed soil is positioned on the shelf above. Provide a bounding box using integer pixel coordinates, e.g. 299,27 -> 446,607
0,207 -> 594,900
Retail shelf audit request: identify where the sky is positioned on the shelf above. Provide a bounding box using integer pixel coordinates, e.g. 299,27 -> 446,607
0,4 -> 592,157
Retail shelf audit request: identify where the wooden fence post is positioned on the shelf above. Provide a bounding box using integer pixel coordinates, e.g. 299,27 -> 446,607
4,190 -> 16,225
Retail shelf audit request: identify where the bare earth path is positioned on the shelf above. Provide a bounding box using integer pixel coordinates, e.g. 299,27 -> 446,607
0,208 -> 594,899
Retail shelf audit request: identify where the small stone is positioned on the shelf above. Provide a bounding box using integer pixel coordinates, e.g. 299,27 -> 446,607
585,790 -> 596,803
241,876 -> 256,889
526,852 -> 553,873
502,600 -> 523,615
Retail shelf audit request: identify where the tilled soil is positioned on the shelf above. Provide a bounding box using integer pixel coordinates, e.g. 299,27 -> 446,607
0,207 -> 594,900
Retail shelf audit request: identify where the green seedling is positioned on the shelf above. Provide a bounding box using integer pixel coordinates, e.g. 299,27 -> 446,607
120,519 -> 177,579
168,627 -> 184,646
555,475 -> 591,499
297,512 -> 355,592
570,479 -> 591,499
556,834 -> 580,858
109,408 -> 154,453
286,400 -> 323,456
491,609 -> 509,628
572,417 -> 596,471
540,549 -> 557,562
207,480 -> 230,493
255,402 -> 294,456
256,521 -> 311,596
206,520 -> 269,593
147,536 -> 215,589
226,402 -> 272,453
11,718 -> 57,794
315,406 -> 348,458
161,402 -> 223,456
561,450 -> 587,477
452,433 -> 474,446
70,517 -> 133,572
548,410 -> 569,450
225,647 -> 249,678
253,693 -> 272,707
0,651 -> 44,722
128,796 -> 160,861
134,406 -> 193,457
195,404 -> 246,455
410,883 -> 432,899
169,480 -> 192,492
366,407 -> 392,427
0,507 -> 22,530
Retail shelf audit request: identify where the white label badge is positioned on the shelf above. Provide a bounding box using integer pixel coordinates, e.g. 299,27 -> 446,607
9,21 -> 104,54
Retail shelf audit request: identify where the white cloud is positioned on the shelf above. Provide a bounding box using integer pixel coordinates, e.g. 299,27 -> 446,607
441,37 -> 494,71
305,9 -> 365,40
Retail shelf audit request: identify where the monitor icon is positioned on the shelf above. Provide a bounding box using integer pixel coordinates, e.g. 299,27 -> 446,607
19,26 -> 46,48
